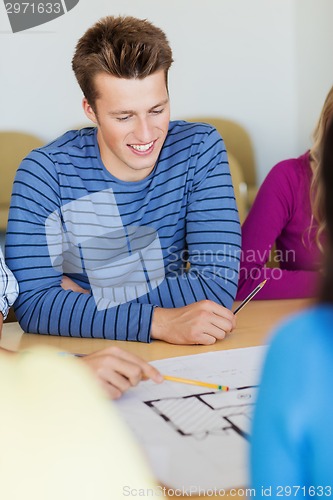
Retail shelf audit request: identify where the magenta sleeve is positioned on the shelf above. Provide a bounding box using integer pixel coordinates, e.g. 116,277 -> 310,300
236,157 -> 320,300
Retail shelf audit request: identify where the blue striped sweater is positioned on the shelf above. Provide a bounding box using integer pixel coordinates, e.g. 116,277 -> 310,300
6,120 -> 241,341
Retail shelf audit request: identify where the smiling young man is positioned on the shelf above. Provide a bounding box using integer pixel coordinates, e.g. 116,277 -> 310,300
6,16 -> 241,345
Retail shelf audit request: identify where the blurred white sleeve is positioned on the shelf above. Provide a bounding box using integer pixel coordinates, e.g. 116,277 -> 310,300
0,247 -> 18,318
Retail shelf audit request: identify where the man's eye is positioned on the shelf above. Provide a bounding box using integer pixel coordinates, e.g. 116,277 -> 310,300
151,109 -> 164,115
116,116 -> 130,122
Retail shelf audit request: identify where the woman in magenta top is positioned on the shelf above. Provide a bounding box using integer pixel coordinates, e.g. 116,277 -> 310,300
236,85 -> 333,300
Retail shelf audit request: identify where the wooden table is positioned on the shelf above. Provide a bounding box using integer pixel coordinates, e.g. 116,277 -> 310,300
1,299 -> 312,498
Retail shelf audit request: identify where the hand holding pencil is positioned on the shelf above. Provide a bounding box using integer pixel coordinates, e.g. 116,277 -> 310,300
151,300 -> 236,345
151,280 -> 266,346
159,282 -> 267,392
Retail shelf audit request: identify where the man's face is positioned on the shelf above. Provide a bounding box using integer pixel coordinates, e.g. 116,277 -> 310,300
83,70 -> 170,182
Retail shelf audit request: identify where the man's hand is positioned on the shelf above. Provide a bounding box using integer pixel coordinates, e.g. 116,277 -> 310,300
151,300 -> 236,345
81,346 -> 163,399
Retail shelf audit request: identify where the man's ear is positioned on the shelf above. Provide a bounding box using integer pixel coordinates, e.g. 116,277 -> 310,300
82,98 -> 98,125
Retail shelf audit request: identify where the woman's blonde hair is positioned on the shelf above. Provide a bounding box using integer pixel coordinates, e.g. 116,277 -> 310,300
309,85 -> 333,249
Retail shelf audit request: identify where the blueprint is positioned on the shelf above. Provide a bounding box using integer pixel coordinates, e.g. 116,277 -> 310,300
115,346 -> 266,493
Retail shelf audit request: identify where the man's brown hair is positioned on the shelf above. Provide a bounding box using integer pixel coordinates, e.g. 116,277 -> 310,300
72,15 -> 173,109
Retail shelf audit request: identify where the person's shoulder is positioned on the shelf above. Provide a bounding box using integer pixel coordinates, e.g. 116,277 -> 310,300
268,151 -> 310,183
258,152 -> 310,203
262,305 -> 333,409
167,120 -> 220,141
40,127 -> 96,156
18,127 -> 97,176
267,304 -> 333,356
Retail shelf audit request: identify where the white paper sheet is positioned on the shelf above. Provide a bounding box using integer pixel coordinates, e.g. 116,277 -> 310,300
115,346 -> 266,494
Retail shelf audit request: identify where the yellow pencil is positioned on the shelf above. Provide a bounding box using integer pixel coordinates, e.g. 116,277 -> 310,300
233,279 -> 267,314
163,375 -> 229,391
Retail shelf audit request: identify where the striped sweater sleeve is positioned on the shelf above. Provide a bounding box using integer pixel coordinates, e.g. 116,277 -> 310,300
5,153 -> 154,341
142,126 -> 241,309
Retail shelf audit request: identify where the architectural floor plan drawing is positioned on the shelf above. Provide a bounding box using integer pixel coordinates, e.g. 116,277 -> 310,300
144,384 -> 257,441
116,345 -> 266,493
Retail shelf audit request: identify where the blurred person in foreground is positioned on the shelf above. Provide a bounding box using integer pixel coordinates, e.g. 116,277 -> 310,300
0,343 -> 158,500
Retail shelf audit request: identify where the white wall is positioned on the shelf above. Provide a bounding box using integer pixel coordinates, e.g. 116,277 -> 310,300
1,0 -> 332,184
294,0 -> 333,155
